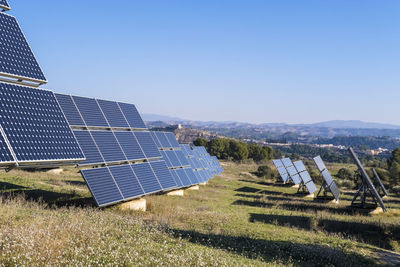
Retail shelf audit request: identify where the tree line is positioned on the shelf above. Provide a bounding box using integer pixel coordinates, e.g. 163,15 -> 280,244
193,138 -> 274,162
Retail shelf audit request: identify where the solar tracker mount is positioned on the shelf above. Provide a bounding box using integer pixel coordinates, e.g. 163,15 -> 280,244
372,168 -> 388,197
348,147 -> 386,211
312,156 -> 340,201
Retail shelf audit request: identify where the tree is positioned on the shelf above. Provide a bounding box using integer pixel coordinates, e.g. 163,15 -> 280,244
388,148 -> 400,187
208,138 -> 230,159
262,145 -> 274,160
193,138 -> 208,147
248,144 -> 267,162
229,140 -> 248,161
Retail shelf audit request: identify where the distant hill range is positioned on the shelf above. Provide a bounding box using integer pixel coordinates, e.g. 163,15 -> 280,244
144,114 -> 400,136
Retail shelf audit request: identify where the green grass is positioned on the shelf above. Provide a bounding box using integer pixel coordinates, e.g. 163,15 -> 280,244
0,161 -> 400,266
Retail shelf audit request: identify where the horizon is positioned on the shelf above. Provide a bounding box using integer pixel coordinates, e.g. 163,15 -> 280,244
11,0 -> 400,124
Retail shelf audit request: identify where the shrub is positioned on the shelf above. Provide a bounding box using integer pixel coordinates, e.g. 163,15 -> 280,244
336,168 -> 354,181
256,165 -> 275,179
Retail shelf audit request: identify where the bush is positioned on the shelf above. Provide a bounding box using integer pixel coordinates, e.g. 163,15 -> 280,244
256,165 -> 275,180
336,168 -> 354,181
391,185 -> 400,197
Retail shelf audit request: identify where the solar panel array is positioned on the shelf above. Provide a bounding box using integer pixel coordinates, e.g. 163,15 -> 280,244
0,12 -> 46,84
55,94 -> 179,207
313,156 -> 340,201
293,160 -> 317,194
0,0 -> 10,11
0,82 -> 84,167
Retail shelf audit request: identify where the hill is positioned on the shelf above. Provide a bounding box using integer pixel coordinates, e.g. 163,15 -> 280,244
0,163 -> 400,265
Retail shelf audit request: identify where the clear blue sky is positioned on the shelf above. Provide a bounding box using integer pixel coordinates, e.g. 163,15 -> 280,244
11,0 -> 400,124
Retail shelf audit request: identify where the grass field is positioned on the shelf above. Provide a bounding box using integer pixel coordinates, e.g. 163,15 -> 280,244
0,161 -> 400,266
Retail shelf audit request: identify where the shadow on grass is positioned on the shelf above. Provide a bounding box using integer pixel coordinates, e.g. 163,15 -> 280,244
234,186 -> 260,193
0,182 -> 27,190
65,180 -> 87,186
232,199 -> 274,208
249,213 -> 400,252
278,202 -> 371,216
0,184 -> 96,208
170,228 -> 374,266
239,179 -> 293,188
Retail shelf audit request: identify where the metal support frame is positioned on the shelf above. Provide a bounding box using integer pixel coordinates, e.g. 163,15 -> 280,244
372,168 -> 388,197
315,181 -> 335,200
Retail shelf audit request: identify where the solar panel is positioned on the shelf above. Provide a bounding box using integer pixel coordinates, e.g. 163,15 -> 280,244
0,83 -> 84,165
184,167 -> 199,184
150,131 -> 162,148
281,158 -> 292,168
290,173 -> 302,185
117,102 -> 146,129
0,0 -> 10,11
97,99 -> 129,128
0,133 -> 13,164
0,13 -> 46,83
133,131 -> 161,159
90,131 -> 126,163
313,156 -> 326,172
293,160 -> 317,194
108,164 -> 144,199
164,132 -> 180,148
313,156 -> 340,201
175,168 -> 192,186
114,131 -> 146,161
154,132 -> 171,148
175,150 -> 190,166
273,159 -> 283,168
81,167 -> 123,207
286,166 -> 298,177
72,96 -> 109,127
348,147 -> 386,211
150,160 -> 177,189
54,94 -> 85,126
164,150 -> 181,167
170,169 -> 183,187
73,130 -> 103,166
131,162 -> 162,194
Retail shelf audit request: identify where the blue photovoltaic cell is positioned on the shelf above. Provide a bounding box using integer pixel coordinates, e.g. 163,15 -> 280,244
305,182 -> 317,194
90,131 -> 126,163
0,83 -> 84,163
72,96 -> 109,127
133,131 -> 161,159
117,102 -> 146,129
165,150 -> 181,167
73,130 -> 103,165
175,168 -> 192,187
131,162 -> 162,193
164,132 -> 180,148
97,99 -> 129,128
114,131 -> 145,161
150,131 -> 162,148
0,13 -> 46,82
184,168 -> 198,185
54,93 -> 85,126
193,171 -> 203,183
160,150 -> 173,168
154,132 -> 171,148
313,156 -> 327,172
175,150 -> 190,166
108,164 -> 144,199
0,133 -> 13,163
294,161 -> 307,173
81,167 -> 123,207
170,169 -> 183,187
150,160 -> 177,189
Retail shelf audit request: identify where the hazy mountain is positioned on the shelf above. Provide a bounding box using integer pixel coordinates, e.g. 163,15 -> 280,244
141,114 -> 184,122
299,120 -> 400,130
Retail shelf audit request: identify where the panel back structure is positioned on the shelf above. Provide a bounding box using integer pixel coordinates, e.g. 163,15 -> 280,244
348,147 -> 386,211
313,156 -> 340,201
0,12 -> 47,86
151,131 -> 198,187
0,82 -> 85,168
293,160 -> 317,195
55,93 -> 177,207
372,168 -> 388,197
